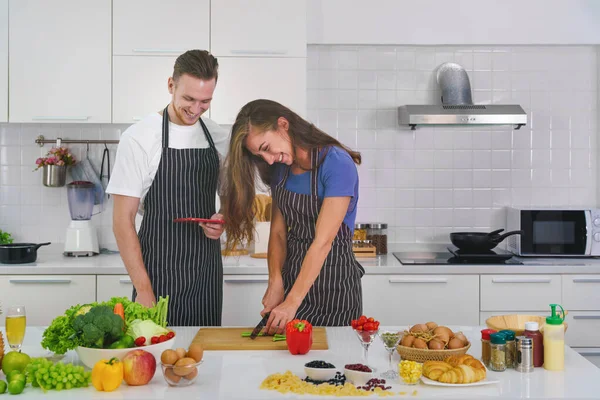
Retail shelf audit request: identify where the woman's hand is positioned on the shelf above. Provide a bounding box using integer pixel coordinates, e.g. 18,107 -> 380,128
261,279 -> 285,315
264,299 -> 300,335
199,213 -> 225,240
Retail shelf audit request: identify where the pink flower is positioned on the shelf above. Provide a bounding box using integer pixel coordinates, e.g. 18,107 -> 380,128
33,146 -> 77,170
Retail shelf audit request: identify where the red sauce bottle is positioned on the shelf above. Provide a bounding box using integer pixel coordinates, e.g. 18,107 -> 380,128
524,321 -> 544,367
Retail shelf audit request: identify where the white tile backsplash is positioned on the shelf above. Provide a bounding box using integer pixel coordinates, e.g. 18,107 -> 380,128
308,45 -> 598,243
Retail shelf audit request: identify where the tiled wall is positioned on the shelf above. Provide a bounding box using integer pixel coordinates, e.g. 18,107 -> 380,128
307,45 -> 598,243
0,124 -> 125,248
0,45 -> 598,246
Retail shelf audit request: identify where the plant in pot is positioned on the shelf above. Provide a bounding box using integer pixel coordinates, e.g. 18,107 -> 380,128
34,146 -> 77,187
0,230 -> 13,245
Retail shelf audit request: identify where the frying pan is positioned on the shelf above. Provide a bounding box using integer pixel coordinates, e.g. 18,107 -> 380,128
0,242 -> 51,264
450,229 -> 523,252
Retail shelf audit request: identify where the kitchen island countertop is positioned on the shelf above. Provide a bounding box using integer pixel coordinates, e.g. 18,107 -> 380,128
1,244 -> 600,275
5,325 -> 600,399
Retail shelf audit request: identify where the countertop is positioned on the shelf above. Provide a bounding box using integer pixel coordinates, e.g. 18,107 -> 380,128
2,244 -> 600,275
6,325 -> 600,399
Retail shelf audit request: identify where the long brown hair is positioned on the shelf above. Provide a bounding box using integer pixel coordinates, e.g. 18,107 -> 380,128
222,99 -> 361,249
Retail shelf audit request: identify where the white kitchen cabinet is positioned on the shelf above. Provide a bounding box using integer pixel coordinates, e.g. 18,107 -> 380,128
210,0 -> 306,58
9,0 -> 111,123
112,56 -> 175,124
96,275 -> 134,302
480,275 -> 561,312
575,349 -> 600,369
362,275 -> 479,326
0,0 -> 7,122
0,276 -> 95,326
113,0 -> 209,56
222,275 -> 268,326
564,312 -> 600,348
562,275 -> 600,311
210,57 -> 306,125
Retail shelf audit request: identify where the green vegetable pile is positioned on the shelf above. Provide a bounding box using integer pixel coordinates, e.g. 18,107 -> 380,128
41,296 -> 169,354
0,229 -> 13,245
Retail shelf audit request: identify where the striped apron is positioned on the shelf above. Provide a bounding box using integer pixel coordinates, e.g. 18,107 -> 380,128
273,148 -> 364,326
133,105 -> 223,326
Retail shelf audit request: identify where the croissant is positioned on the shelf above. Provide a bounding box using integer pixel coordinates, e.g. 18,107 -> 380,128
445,355 -> 485,370
438,364 -> 486,384
423,361 -> 453,380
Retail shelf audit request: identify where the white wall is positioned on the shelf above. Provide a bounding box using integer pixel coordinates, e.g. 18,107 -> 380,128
307,45 -> 597,243
307,0 -> 600,45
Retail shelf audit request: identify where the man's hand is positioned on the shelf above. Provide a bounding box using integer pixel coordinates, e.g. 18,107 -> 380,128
199,213 -> 225,240
135,290 -> 156,307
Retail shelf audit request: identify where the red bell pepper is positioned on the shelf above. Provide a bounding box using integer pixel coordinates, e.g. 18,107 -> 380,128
285,319 -> 313,355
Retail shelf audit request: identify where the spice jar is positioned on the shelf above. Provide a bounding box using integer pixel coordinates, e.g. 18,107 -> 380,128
480,328 -> 497,368
490,333 -> 507,372
353,224 -> 368,241
523,321 -> 544,367
366,223 -> 388,255
515,336 -> 534,373
499,330 -> 516,368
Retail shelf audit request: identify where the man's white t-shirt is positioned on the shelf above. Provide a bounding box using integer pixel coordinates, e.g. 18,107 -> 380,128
106,112 -> 230,215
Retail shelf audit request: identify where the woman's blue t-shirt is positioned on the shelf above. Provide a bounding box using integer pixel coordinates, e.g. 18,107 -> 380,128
271,146 -> 359,233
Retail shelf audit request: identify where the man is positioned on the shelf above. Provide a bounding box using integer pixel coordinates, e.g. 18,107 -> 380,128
107,50 -> 228,326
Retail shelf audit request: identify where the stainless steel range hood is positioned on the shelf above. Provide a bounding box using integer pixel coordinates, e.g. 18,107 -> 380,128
398,63 -> 527,130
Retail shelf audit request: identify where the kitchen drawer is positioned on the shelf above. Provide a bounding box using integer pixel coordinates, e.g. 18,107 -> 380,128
564,312 -> 600,347
562,275 -> 600,311
96,275 -> 133,302
222,275 -> 269,326
574,348 -> 600,369
362,275 -> 479,326
480,275 -> 561,311
0,275 -> 96,326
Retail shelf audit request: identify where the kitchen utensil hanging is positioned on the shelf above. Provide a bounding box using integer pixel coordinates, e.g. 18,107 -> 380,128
449,229 -> 523,252
100,143 -> 111,199
69,143 -> 105,207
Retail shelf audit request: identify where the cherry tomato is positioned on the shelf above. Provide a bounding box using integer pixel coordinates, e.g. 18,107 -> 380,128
367,317 -> 374,323
151,336 -> 159,344
134,337 -> 146,346
158,335 -> 168,343
166,331 -> 175,339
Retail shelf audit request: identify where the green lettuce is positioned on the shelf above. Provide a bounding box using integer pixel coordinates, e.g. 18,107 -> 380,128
126,319 -> 169,345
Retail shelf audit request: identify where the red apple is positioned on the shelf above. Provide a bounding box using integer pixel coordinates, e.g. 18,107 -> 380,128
122,349 -> 157,386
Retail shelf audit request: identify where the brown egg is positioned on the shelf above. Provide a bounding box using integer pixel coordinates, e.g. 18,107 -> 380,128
161,349 -> 179,365
175,347 -> 187,359
184,368 -> 198,381
453,332 -> 468,346
186,343 -> 204,363
428,339 -> 445,350
409,324 -> 428,333
401,335 -> 415,347
412,338 -> 428,349
164,366 -> 182,383
425,321 -> 438,330
448,337 -> 465,349
433,326 -> 453,344
173,357 -> 197,377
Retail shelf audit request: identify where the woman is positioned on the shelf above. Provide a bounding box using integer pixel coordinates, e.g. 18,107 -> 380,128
222,99 -> 364,331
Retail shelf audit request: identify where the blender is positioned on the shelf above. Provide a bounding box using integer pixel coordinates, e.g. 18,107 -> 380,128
64,181 -> 99,257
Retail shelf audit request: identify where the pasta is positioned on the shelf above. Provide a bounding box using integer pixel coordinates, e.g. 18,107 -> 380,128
260,371 -> 398,397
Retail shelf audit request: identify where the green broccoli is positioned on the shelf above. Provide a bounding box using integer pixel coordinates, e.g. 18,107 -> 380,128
71,305 -> 124,348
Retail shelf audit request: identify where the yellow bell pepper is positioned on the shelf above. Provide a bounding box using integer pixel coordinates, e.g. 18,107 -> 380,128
92,357 -> 123,392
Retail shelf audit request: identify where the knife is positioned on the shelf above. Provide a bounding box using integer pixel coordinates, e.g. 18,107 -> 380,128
250,312 -> 270,340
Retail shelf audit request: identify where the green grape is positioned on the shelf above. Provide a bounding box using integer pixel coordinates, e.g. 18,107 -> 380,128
25,357 -> 91,392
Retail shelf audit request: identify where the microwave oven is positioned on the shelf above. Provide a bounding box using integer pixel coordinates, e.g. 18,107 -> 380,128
506,207 -> 600,257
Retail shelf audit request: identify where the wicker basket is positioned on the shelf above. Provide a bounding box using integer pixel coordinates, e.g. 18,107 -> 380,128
485,313 -> 568,336
396,342 -> 471,363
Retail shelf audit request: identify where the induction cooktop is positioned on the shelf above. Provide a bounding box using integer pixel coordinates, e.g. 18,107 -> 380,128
393,246 -> 523,265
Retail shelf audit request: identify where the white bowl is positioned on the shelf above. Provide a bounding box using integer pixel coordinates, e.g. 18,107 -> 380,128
76,337 -> 175,369
304,366 -> 337,381
344,368 -> 373,386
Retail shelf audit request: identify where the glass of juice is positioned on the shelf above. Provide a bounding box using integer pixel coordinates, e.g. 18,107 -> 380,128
6,305 -> 26,351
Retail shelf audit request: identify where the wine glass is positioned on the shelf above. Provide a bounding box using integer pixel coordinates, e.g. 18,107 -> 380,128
378,330 -> 402,379
353,328 -> 379,370
6,305 -> 26,352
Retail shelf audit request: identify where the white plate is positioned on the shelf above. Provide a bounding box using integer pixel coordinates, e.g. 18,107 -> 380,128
421,375 -> 500,387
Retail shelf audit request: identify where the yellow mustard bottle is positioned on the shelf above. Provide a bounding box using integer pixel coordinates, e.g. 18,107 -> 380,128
543,303 -> 565,371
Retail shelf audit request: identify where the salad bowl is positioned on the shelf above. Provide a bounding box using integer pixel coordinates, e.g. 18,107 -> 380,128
76,337 -> 175,369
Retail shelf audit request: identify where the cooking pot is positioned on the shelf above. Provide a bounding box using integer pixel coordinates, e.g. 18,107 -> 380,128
0,242 -> 51,264
450,229 -> 523,252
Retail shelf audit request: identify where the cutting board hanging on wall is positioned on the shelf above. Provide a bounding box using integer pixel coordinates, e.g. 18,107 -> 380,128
192,327 -> 329,351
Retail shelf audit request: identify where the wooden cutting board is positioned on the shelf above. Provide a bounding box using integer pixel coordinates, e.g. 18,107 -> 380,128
192,327 -> 329,350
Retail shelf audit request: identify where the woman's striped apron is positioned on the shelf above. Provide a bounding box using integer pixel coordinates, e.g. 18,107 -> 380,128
133,105 -> 223,326
273,148 -> 364,326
